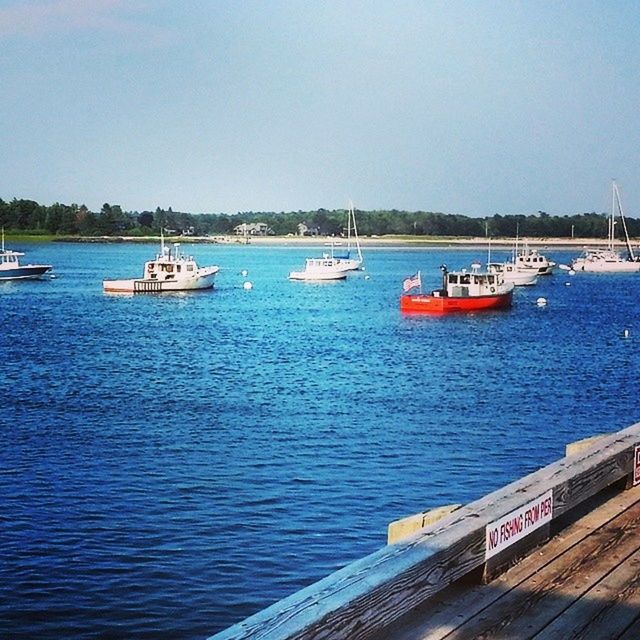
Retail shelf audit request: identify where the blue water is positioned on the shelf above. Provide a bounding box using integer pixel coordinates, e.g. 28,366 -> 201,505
1,241 -> 639,638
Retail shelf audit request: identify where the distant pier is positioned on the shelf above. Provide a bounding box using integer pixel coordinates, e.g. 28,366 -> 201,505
209,422 -> 640,639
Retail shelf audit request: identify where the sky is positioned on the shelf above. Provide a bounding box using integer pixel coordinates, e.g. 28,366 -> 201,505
1,0 -> 640,218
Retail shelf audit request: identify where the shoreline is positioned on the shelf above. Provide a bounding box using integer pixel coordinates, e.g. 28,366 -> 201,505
49,234 -> 628,250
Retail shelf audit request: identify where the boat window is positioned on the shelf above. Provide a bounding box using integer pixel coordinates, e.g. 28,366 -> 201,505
448,274 -> 458,284
187,265 -> 194,272
460,274 -> 471,284
488,275 -> 495,284
177,265 -> 181,272
473,275 -> 480,284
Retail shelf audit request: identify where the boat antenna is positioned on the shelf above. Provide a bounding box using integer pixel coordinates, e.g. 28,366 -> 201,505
1,227 -> 4,252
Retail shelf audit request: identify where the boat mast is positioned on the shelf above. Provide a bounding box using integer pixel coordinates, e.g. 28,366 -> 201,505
613,181 -> 635,261
1,227 -> 4,252
349,200 -> 363,262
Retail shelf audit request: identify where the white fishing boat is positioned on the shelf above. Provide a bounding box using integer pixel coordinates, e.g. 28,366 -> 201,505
487,262 -> 538,286
0,229 -> 52,281
571,181 -> 640,273
103,236 -> 219,293
486,235 -> 538,286
514,246 -> 556,275
288,244 -> 350,281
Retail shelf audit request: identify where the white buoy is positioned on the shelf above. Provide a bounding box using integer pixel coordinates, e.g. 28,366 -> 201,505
565,282 -> 571,286
241,269 -> 249,277
536,297 -> 547,307
364,275 -> 370,280
243,281 -> 253,290
623,328 -> 630,338
569,269 -> 575,276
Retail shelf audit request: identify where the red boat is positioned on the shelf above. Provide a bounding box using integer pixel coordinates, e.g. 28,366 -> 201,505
400,265 -> 514,314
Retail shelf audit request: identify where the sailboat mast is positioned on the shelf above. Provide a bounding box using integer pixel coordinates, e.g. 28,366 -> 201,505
613,181 -> 636,261
349,200 -> 363,262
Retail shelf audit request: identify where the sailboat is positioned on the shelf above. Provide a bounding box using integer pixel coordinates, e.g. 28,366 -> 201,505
333,201 -> 363,271
288,201 -> 363,281
571,181 -> 640,273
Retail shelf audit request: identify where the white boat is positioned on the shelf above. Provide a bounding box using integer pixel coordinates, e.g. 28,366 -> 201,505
288,249 -> 350,281
486,234 -> 538,286
514,246 -> 556,275
332,200 -> 363,271
487,262 -> 538,286
571,181 -> 640,273
289,201 -> 363,281
0,229 -> 52,281
103,236 -> 219,293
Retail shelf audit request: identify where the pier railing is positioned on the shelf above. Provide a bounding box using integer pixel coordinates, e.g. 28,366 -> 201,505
209,422 -> 640,640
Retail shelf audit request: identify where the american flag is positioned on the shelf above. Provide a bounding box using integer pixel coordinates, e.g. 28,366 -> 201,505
402,271 -> 421,293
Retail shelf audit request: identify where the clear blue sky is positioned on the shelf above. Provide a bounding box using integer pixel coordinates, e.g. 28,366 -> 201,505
1,0 -> 639,217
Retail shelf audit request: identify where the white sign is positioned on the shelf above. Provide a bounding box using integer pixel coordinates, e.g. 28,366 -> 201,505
485,489 -> 553,560
634,445 -> 640,486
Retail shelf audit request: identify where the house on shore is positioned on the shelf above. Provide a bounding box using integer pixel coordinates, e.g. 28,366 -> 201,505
297,222 -> 321,236
233,222 -> 271,236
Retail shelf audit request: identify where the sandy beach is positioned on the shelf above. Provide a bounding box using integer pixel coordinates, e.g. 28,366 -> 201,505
60,234 -> 625,249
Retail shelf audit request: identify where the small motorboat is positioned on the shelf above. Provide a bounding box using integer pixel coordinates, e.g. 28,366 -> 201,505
103,237 -> 219,293
0,229 -> 52,281
400,264 -> 514,314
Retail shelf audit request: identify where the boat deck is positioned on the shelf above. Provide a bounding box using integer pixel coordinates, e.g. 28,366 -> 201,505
373,485 -> 640,640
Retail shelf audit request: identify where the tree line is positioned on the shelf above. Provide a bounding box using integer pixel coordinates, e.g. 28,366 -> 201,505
0,197 -> 636,239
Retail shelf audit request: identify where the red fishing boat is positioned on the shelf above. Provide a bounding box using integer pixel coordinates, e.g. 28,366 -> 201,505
400,264 -> 514,314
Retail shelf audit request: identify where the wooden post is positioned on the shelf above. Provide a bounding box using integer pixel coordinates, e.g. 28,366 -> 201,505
388,505 -> 462,544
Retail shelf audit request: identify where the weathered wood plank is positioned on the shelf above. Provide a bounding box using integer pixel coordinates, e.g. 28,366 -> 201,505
388,505 -> 462,544
616,616 -> 640,640
440,499 -> 640,639
375,488 -> 640,640
209,423 -> 640,640
565,433 -> 609,457
532,548 -> 640,639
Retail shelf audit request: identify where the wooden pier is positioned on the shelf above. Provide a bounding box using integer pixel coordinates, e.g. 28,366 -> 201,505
209,422 -> 640,640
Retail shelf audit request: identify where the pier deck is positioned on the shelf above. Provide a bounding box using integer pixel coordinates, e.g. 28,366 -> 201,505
210,423 -> 640,640
374,484 -> 640,640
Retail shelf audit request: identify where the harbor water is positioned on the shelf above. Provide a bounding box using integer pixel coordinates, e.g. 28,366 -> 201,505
1,241 -> 639,638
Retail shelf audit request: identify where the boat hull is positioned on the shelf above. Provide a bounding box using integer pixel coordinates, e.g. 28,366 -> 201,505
400,291 -> 513,314
103,270 -> 217,293
0,265 -> 52,280
288,270 -> 347,281
571,259 -> 640,273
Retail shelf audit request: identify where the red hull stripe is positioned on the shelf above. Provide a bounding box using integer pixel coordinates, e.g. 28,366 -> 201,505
400,292 -> 513,313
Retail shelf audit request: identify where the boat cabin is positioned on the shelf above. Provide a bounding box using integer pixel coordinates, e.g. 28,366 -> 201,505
0,250 -> 24,266
433,266 -> 503,298
145,258 -> 197,281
